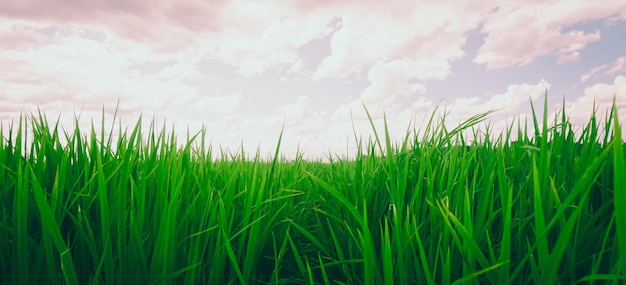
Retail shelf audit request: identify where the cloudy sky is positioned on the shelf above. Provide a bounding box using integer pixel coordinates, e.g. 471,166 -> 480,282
1,0 -> 625,160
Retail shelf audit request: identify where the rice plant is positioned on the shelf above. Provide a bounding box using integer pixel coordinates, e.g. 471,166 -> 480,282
1,95 -> 624,284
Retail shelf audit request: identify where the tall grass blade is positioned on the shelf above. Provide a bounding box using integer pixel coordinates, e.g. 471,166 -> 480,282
612,103 -> 626,276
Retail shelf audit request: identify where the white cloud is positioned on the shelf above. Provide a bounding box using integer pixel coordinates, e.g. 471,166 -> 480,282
207,95 -> 332,159
474,1 -> 626,69
579,76 -> 626,109
483,80 -> 550,112
0,23 -> 205,121
360,60 -> 428,106
313,1 -> 487,80
205,2 -> 337,77
397,80 -> 550,125
276,95 -> 312,126
328,79 -> 552,152
179,92 -> 242,119
562,76 -> 626,139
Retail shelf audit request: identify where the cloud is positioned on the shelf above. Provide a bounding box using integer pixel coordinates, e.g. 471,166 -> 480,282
483,80 -> 551,112
404,79 -> 550,120
2,0 -> 625,160
0,22 -> 206,123
0,0 -> 337,78
360,60 -> 428,106
207,2 -> 338,77
578,76 -> 626,110
580,56 -> 626,82
605,10 -> 626,26
606,56 -> 626,75
562,76 -> 626,138
178,92 -> 242,119
474,1 -> 626,69
580,64 -> 609,82
426,80 -> 550,124
330,54 -> 456,123
198,95 -> 330,159
557,51 -> 580,64
313,1 -> 488,80
3,1 -> 623,81
0,0 -> 150,21
328,79 -> 551,153
276,95 -> 314,127
0,0 -> 222,38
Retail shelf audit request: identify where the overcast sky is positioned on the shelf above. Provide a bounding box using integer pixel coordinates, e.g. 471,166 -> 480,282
1,0 -> 625,160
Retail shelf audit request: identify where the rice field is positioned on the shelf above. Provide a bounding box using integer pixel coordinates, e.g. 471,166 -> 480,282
1,97 -> 625,284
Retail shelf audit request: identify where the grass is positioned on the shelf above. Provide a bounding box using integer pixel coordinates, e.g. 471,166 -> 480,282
1,95 -> 625,284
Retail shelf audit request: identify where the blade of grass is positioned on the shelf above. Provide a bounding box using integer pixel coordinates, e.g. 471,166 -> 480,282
29,166 -> 79,285
612,103 -> 626,276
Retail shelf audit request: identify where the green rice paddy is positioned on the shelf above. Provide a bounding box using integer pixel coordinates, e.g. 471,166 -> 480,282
1,96 -> 625,284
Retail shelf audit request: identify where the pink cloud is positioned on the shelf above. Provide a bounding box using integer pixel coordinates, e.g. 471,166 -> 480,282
0,22 -> 49,50
557,51 -> 580,64
475,1 -> 625,69
580,56 -> 626,82
606,56 -> 626,75
0,0 -> 144,19
605,10 -> 626,26
580,64 -> 608,82
161,1 -> 225,32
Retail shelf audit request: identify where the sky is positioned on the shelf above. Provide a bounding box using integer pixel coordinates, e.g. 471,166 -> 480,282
1,0 -> 625,160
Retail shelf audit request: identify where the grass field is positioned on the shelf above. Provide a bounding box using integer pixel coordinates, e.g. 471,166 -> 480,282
1,97 -> 625,284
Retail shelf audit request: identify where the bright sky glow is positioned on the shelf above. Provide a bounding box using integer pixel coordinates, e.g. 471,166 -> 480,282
1,0 -> 625,159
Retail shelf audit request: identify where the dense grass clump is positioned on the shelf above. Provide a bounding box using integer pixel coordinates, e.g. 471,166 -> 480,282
1,97 -> 625,284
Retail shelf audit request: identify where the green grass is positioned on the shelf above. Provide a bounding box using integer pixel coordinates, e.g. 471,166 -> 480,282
1,95 -> 625,284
